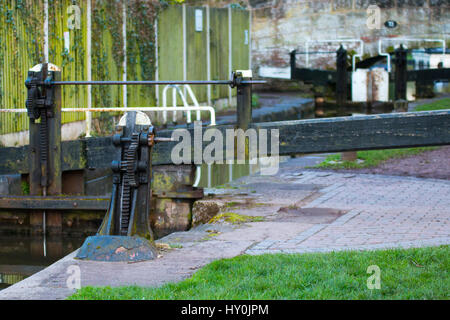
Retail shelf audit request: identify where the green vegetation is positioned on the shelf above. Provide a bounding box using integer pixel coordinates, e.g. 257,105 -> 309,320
314,147 -> 436,169
414,98 -> 450,111
200,229 -> 222,241
68,245 -> 449,300
21,181 -> 30,195
208,212 -> 264,224
213,183 -> 239,190
252,93 -> 261,109
225,201 -> 240,208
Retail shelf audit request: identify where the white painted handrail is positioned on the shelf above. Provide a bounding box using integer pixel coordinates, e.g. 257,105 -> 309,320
305,39 -> 364,72
193,165 -> 202,188
378,38 -> 446,72
0,106 -> 216,125
162,84 -> 203,124
162,85 -> 190,123
185,85 -> 202,121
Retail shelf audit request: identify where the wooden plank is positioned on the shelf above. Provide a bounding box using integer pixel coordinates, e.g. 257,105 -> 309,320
186,6 -> 208,104
0,195 -> 109,210
231,8 -> 250,71
85,136 -> 114,169
407,68 -> 450,82
61,139 -> 87,171
0,140 -> 85,175
254,110 -> 450,154
292,68 -> 337,85
0,110 -> 449,173
152,110 -> 450,160
0,145 -> 29,174
158,5 -> 183,106
210,8 -> 230,101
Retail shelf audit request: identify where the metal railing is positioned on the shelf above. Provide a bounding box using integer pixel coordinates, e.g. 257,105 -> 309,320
378,38 -> 446,72
162,84 -> 204,124
0,106 -> 216,126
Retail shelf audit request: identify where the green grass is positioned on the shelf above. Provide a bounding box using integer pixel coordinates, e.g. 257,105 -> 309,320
414,98 -> 450,111
252,93 -> 261,109
314,147 -> 436,169
68,246 -> 449,300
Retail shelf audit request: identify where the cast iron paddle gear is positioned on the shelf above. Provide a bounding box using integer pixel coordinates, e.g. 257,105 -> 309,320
25,64 -> 56,190
118,132 -> 139,235
95,112 -> 173,240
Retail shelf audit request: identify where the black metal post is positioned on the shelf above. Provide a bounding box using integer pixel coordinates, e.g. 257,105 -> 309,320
395,44 -> 407,100
336,45 -> 348,106
26,63 -> 62,234
290,50 -> 297,80
236,74 -> 253,131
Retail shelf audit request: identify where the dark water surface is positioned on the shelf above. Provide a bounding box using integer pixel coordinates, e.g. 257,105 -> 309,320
0,236 -> 85,290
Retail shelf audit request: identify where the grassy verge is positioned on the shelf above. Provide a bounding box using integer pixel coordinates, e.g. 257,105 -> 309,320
414,98 -> 450,111
68,245 -> 449,300
314,147 -> 436,169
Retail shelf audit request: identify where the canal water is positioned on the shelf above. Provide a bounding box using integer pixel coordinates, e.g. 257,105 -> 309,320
0,236 -> 85,290
196,159 -> 287,188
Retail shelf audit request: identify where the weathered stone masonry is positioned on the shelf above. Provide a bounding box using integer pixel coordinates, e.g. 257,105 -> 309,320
248,0 -> 449,70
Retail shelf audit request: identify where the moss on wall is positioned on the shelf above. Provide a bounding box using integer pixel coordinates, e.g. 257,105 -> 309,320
0,1 -> 249,135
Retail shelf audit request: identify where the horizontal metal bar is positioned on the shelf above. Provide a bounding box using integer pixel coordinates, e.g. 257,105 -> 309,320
47,80 -> 266,86
0,196 -> 109,211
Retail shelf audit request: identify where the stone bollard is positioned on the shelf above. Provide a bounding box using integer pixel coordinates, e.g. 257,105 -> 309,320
192,200 -> 226,227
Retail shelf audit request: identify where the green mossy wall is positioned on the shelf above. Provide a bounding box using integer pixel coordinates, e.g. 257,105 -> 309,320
0,1 -> 249,135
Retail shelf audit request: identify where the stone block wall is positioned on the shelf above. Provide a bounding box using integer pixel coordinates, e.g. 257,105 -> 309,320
248,0 -> 449,71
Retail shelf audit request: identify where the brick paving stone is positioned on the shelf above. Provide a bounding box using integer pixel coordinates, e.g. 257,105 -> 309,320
246,172 -> 450,255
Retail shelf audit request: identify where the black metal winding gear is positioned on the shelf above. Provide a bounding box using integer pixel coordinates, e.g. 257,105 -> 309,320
125,133 -> 140,187
119,133 -> 140,235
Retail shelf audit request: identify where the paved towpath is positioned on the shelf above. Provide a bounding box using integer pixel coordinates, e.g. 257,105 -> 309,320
1,155 -> 448,299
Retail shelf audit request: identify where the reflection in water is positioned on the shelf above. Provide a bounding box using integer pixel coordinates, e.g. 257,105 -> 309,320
197,157 -> 289,188
0,236 -> 85,290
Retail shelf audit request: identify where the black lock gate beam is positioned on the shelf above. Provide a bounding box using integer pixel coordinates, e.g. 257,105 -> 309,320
393,44 -> 450,100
